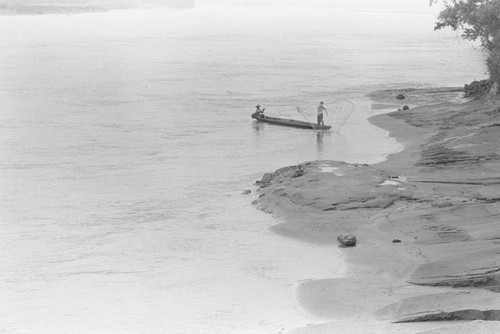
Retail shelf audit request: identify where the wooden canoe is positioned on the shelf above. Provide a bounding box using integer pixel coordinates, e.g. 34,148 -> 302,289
251,113 -> 331,130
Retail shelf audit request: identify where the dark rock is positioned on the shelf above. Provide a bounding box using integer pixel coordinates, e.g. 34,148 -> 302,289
392,239 -> 402,243
337,234 -> 357,247
402,105 -> 410,110
293,166 -> 305,178
242,189 -> 251,195
255,172 -> 275,188
396,94 -> 406,100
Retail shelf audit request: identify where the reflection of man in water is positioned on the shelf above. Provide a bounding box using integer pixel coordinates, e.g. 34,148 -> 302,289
316,131 -> 324,152
317,101 -> 328,125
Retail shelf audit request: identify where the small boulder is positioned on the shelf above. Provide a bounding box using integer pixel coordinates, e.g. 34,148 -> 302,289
242,189 -> 251,195
293,166 -> 305,178
392,239 -> 402,243
337,234 -> 357,247
396,94 -> 405,100
402,105 -> 409,110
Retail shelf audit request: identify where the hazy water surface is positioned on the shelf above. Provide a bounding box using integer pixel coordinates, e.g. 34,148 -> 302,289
0,4 -> 485,334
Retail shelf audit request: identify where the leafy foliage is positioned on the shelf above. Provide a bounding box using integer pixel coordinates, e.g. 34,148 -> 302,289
431,0 -> 500,49
487,48 -> 500,84
431,0 -> 500,86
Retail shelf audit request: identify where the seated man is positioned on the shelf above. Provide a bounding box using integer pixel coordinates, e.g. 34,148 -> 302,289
252,104 -> 265,118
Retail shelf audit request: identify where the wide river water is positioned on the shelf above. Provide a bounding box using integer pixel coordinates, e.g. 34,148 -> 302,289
0,3 -> 485,334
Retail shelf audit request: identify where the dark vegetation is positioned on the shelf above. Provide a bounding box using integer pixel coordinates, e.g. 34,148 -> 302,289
431,0 -> 500,96
464,79 -> 492,98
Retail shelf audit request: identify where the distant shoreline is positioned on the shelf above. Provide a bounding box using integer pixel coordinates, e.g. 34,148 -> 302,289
0,2 -> 193,16
0,4 -> 108,15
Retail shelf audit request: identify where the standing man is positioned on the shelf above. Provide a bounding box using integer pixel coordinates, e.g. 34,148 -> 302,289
317,101 -> 328,126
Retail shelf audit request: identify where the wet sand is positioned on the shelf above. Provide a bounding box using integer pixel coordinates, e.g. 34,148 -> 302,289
253,87 -> 500,333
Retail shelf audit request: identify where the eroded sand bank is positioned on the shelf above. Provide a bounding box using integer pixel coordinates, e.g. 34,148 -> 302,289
253,88 -> 500,333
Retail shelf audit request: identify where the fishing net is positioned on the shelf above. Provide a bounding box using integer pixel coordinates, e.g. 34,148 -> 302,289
328,99 -> 354,133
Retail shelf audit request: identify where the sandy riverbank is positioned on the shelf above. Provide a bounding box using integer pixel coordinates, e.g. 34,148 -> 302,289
253,88 -> 500,333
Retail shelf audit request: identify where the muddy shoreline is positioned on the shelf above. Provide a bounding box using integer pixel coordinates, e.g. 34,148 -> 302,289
253,88 -> 500,333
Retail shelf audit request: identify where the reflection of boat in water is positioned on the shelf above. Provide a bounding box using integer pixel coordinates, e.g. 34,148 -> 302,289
251,112 -> 331,130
